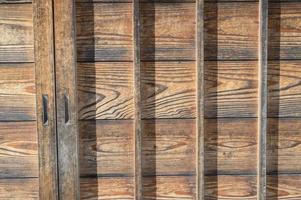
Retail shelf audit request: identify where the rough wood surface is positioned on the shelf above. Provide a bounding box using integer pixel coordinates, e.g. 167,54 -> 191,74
77,62 -> 134,120
53,0 -> 80,198
79,120 -> 134,176
0,4 -> 33,63
204,61 -> 258,118
141,3 -> 195,61
76,3 -> 133,62
0,178 -> 39,199
0,122 -> 38,178
0,63 -> 36,121
141,62 -> 196,119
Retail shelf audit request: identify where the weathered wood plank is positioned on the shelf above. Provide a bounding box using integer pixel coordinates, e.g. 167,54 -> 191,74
258,0 -> 268,199
0,122 -> 38,178
77,62 -> 133,120
0,4 -> 33,62
33,0 -> 58,198
205,118 -> 257,175
142,119 -> 196,176
143,176 -> 195,200
80,177 -> 134,200
204,61 -> 258,118
79,120 -> 134,176
205,175 -> 256,200
76,3 -> 133,62
141,3 -> 195,61
141,62 -> 196,119
204,2 -> 259,61
53,0 -> 80,198
269,2 -> 301,60
268,61 -> 301,117
0,63 -> 36,121
0,178 -> 39,199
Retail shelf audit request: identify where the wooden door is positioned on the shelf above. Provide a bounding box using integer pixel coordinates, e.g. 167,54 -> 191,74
1,0 -> 301,199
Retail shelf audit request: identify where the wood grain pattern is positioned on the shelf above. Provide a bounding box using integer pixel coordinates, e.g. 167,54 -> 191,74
141,3 -> 195,61
143,176 -> 195,200
142,119 -> 196,176
205,118 -> 257,175
204,2 -> 259,61
0,0 -> 32,3
0,4 -> 33,63
80,177 -> 134,200
205,175 -> 256,200
204,61 -> 258,118
268,61 -> 301,117
0,178 -> 38,199
141,62 -> 196,119
0,122 -> 38,178
269,2 -> 301,60
77,62 -> 134,120
79,120 -> 134,176
76,3 -> 133,62
0,63 -> 36,121
268,118 -> 301,174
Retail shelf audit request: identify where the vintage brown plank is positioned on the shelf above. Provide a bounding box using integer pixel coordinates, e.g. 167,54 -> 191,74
204,61 -> 258,118
0,121 -> 38,178
76,3 -> 133,62
268,61 -> 301,117
0,63 -> 36,121
80,177 -> 134,200
269,2 -> 301,60
205,175 -> 256,200
205,118 -> 257,175
204,2 -> 259,61
79,120 -> 134,176
0,178 -> 38,199
77,62 -> 134,120
143,176 -> 195,200
33,0 -> 59,198
141,62 -> 196,119
0,4 -> 33,63
141,3 -> 195,61
267,175 -> 301,199
53,0 -> 79,198
267,118 -> 301,174
142,119 -> 195,176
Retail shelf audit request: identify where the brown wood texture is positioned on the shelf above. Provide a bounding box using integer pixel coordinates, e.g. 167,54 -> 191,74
0,63 -> 36,121
53,0 -> 80,198
0,178 -> 39,199
0,4 -> 33,63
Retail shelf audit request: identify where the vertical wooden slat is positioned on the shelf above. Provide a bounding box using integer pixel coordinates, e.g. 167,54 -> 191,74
258,0 -> 268,199
33,0 -> 58,199
133,0 -> 142,199
53,0 -> 80,199
196,0 -> 205,199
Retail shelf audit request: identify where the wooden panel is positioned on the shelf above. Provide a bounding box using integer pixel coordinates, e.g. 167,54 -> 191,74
268,61 -> 301,117
205,118 -> 257,175
80,177 -> 134,200
268,118 -> 301,174
77,62 -> 133,120
143,176 -> 195,200
79,120 -> 134,176
141,62 -> 196,119
142,119 -> 195,176
205,175 -> 256,200
204,2 -> 259,61
0,178 -> 38,199
141,3 -> 195,61
269,2 -> 301,60
76,3 -> 133,62
0,4 -> 33,63
0,63 -> 36,121
204,61 -> 258,118
0,122 -> 37,178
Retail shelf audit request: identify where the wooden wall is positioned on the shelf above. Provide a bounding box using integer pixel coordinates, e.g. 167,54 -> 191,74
0,1 -> 39,199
